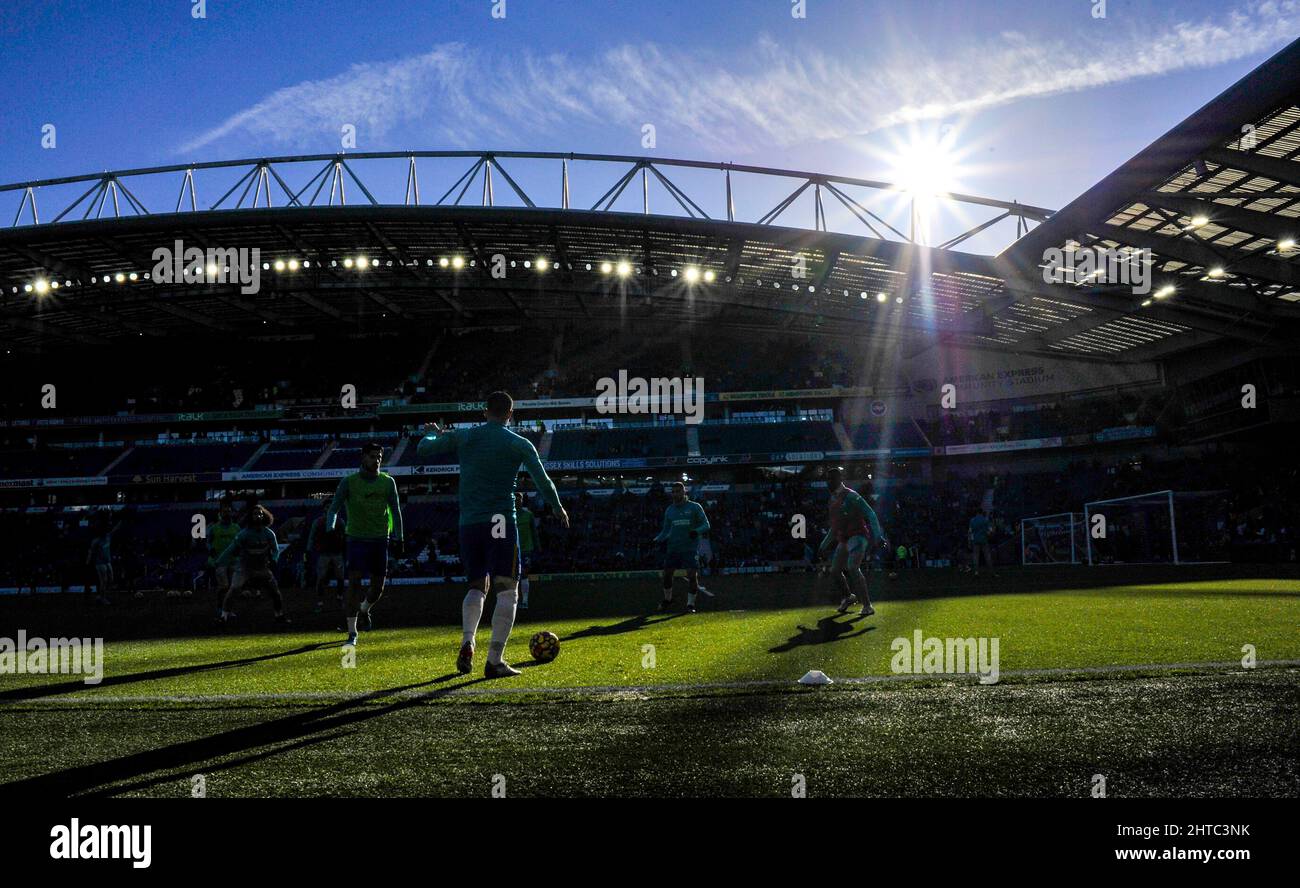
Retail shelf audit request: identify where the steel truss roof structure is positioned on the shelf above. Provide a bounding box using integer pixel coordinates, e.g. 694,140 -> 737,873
2,37 -> 1299,363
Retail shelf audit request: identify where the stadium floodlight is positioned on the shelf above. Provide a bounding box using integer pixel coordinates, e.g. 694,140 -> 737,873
114,273 -> 126,283
355,256 -> 369,269
23,284 -> 32,293
288,259 -> 300,271
372,258 -> 380,267
33,279 -> 49,294
876,292 -> 887,302
536,258 -> 549,271
1189,214 -> 1209,228
343,258 -> 355,268
128,272 -> 138,281
894,295 -> 903,303
1141,299 -> 1153,307
438,257 -> 449,268
1154,284 -> 1175,299
1279,238 -> 1297,252
274,260 -> 286,271
205,263 -> 219,277
683,266 -> 700,283
1207,266 -> 1224,278
451,256 -> 465,269
616,261 -> 631,277
703,270 -> 715,282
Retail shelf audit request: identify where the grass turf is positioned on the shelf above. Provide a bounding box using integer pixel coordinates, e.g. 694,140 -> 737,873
1,567 -> 1298,796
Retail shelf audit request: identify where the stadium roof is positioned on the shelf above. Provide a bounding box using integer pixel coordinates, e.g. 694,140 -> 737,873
2,36 -> 1299,362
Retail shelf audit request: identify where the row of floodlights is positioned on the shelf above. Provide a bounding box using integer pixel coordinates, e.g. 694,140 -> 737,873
18,256 -> 910,304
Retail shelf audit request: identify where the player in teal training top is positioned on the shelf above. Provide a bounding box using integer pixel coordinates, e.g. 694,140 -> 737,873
326,442 -> 404,646
818,466 -> 886,618
416,391 -> 568,678
654,481 -> 711,613
214,504 -> 289,625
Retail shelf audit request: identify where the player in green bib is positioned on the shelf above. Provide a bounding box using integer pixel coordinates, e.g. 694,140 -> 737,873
207,497 -> 241,614
516,492 -> 539,608
326,443 -> 404,646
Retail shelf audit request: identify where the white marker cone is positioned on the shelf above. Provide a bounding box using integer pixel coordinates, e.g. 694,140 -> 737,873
798,670 -> 833,685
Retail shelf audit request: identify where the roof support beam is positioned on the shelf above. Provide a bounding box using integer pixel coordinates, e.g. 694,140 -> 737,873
1203,147 -> 1300,189
1098,222 -> 1300,292
1138,191 -> 1300,243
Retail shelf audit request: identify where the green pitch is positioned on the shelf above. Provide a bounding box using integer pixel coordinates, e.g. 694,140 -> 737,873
2,567 -> 1298,797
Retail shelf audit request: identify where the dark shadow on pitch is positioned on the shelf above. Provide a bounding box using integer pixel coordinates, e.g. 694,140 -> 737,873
0,671 -> 492,798
768,616 -> 875,654
561,611 -> 687,642
0,642 -> 335,702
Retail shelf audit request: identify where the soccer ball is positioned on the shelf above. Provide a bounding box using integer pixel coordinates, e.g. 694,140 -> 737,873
529,631 -> 560,663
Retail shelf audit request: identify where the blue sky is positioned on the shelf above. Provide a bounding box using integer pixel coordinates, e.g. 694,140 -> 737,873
1,0 -> 1297,250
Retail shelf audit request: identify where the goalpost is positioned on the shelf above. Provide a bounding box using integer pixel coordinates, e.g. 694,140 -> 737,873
1020,512 -> 1085,565
1083,490 -> 1229,566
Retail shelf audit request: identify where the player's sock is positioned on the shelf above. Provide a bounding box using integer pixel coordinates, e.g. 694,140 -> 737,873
486,585 -> 518,666
359,599 -> 370,614
520,578 -> 530,606
462,588 -> 486,647
346,616 -> 357,634
850,568 -> 870,605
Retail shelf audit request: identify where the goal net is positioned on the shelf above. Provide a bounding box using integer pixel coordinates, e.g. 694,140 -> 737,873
1083,490 -> 1229,565
1020,512 -> 1085,565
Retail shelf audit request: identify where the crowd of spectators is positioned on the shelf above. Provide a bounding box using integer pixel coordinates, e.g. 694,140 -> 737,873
6,446 -> 1295,594
923,394 -> 1160,446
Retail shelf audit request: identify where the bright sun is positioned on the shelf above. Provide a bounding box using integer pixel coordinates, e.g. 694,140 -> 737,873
889,138 -> 961,198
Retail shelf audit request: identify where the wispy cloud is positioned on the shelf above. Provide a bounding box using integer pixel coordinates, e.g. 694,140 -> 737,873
178,1 -> 1299,156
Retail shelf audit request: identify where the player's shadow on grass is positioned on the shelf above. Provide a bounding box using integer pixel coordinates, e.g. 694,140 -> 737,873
0,670 -> 492,798
0,642 -> 334,702
561,612 -> 687,642
768,616 -> 874,653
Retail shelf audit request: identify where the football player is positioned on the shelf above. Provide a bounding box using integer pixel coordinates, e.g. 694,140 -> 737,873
214,505 -> 289,625
326,443 -> 404,646
417,392 -> 569,678
818,467 -> 886,617
654,481 -> 710,613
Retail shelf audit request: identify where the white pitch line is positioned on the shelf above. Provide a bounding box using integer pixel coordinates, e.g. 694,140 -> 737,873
3,660 -> 1296,706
